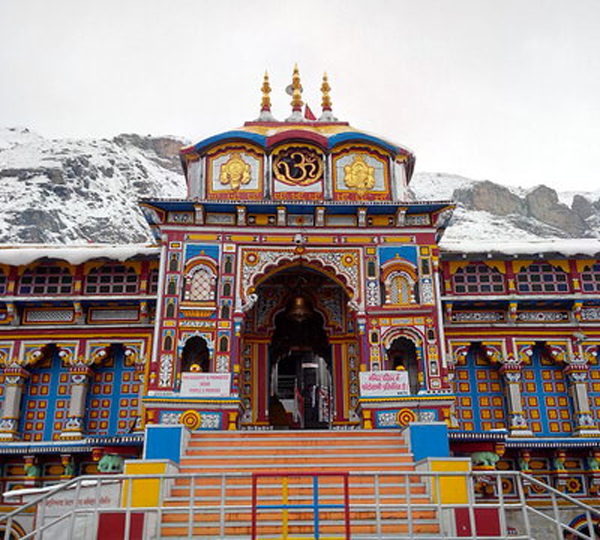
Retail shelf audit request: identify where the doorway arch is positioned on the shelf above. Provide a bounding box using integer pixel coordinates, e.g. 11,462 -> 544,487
240,264 -> 358,429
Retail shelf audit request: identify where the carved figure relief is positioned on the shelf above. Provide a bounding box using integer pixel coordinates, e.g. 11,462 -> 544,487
219,153 -> 251,190
344,154 -> 375,195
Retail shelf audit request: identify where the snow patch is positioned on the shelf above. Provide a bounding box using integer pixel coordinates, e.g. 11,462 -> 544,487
0,244 -> 159,266
441,238 -> 600,256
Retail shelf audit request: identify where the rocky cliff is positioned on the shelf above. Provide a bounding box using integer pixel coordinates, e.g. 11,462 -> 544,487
0,128 -> 598,244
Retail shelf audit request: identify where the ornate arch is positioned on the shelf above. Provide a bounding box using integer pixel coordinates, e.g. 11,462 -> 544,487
381,327 -> 423,351
239,246 -> 362,310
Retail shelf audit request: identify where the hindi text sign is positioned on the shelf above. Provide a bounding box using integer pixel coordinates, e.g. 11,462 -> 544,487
359,370 -> 410,397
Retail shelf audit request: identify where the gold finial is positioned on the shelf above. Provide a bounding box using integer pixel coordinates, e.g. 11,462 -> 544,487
321,72 -> 332,112
261,71 -> 271,112
291,63 -> 303,112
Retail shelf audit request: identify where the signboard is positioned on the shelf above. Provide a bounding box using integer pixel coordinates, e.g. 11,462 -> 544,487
180,372 -> 231,397
359,370 -> 410,397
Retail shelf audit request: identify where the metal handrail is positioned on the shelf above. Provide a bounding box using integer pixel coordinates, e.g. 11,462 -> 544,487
1,470 -> 598,540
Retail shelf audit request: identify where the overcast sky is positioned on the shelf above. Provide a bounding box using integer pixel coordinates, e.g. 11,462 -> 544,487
1,0 -> 599,192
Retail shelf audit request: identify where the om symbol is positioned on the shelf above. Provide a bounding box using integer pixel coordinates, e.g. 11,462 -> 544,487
273,147 -> 324,186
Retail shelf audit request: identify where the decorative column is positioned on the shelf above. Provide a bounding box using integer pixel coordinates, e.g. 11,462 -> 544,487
0,366 -> 30,441
499,360 -> 532,437
132,364 -> 145,433
60,362 -> 93,440
564,361 -> 600,436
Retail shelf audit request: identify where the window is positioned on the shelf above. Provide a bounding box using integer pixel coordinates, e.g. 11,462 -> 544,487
19,266 -> 73,295
516,263 -> 570,293
149,269 -> 159,294
85,264 -> 139,294
388,273 -> 412,305
0,271 -> 6,295
184,265 -> 217,302
581,263 -> 600,293
452,263 -> 505,295
181,336 -> 210,372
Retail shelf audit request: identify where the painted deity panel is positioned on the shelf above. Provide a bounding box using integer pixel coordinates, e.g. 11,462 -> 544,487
333,150 -> 389,201
206,146 -> 264,200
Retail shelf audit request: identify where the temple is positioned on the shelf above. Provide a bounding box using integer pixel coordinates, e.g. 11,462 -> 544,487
1,67 -> 599,537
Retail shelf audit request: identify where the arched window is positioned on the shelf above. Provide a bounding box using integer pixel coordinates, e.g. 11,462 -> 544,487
515,263 -> 570,293
387,337 -> 419,395
581,263 -> 600,293
388,272 -> 413,305
452,343 -> 506,431
163,334 -> 173,351
452,263 -> 505,294
221,304 -> 230,319
19,266 -> 73,295
184,265 -> 217,302
381,259 -> 417,307
85,264 -> 139,295
86,345 -> 140,436
181,336 -> 210,373
219,336 -> 229,352
521,342 -> 572,435
223,282 -> 232,297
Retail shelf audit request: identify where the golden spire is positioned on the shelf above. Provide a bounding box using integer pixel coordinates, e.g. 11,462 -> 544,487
260,71 -> 271,112
321,72 -> 332,112
291,63 -> 303,112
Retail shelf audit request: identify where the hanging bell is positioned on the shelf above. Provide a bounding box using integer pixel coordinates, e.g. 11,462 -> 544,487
286,295 -> 313,322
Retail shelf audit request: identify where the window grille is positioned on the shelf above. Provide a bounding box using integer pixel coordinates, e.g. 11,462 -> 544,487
389,274 -> 411,304
516,263 -> 570,293
85,264 -> 139,295
581,263 -> 600,293
19,266 -> 73,295
185,265 -> 216,302
452,263 -> 505,294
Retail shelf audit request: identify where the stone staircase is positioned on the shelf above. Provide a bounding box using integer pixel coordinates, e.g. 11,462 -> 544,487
159,429 -> 438,539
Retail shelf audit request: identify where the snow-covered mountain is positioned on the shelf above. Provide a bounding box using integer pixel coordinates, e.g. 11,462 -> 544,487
0,127 -> 598,245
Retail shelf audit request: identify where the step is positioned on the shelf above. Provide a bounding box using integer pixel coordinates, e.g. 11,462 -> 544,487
161,509 -> 438,523
180,454 -> 413,466
168,483 -> 428,499
171,474 -> 426,487
160,520 -> 440,537
177,463 -> 416,473
185,443 -> 409,454
191,429 -> 402,439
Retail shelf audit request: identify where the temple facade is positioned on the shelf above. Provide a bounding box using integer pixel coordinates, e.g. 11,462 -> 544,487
0,68 -> 599,507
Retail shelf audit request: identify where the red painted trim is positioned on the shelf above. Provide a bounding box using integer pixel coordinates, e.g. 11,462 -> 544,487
266,130 -> 329,150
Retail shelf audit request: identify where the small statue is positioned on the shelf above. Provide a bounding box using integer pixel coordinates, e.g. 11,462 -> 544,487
98,454 -> 125,474
25,463 -> 40,478
470,451 -> 500,467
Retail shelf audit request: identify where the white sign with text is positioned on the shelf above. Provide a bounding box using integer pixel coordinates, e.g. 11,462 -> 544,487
180,373 -> 232,397
359,370 -> 410,397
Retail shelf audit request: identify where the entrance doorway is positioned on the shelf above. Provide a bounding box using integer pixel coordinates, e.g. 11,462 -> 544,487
241,265 -> 359,429
269,295 -> 333,429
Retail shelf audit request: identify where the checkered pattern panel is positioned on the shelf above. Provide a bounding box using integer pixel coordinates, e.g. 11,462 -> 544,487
522,354 -> 572,435
21,356 -> 69,442
453,351 -> 507,431
86,351 -> 140,435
